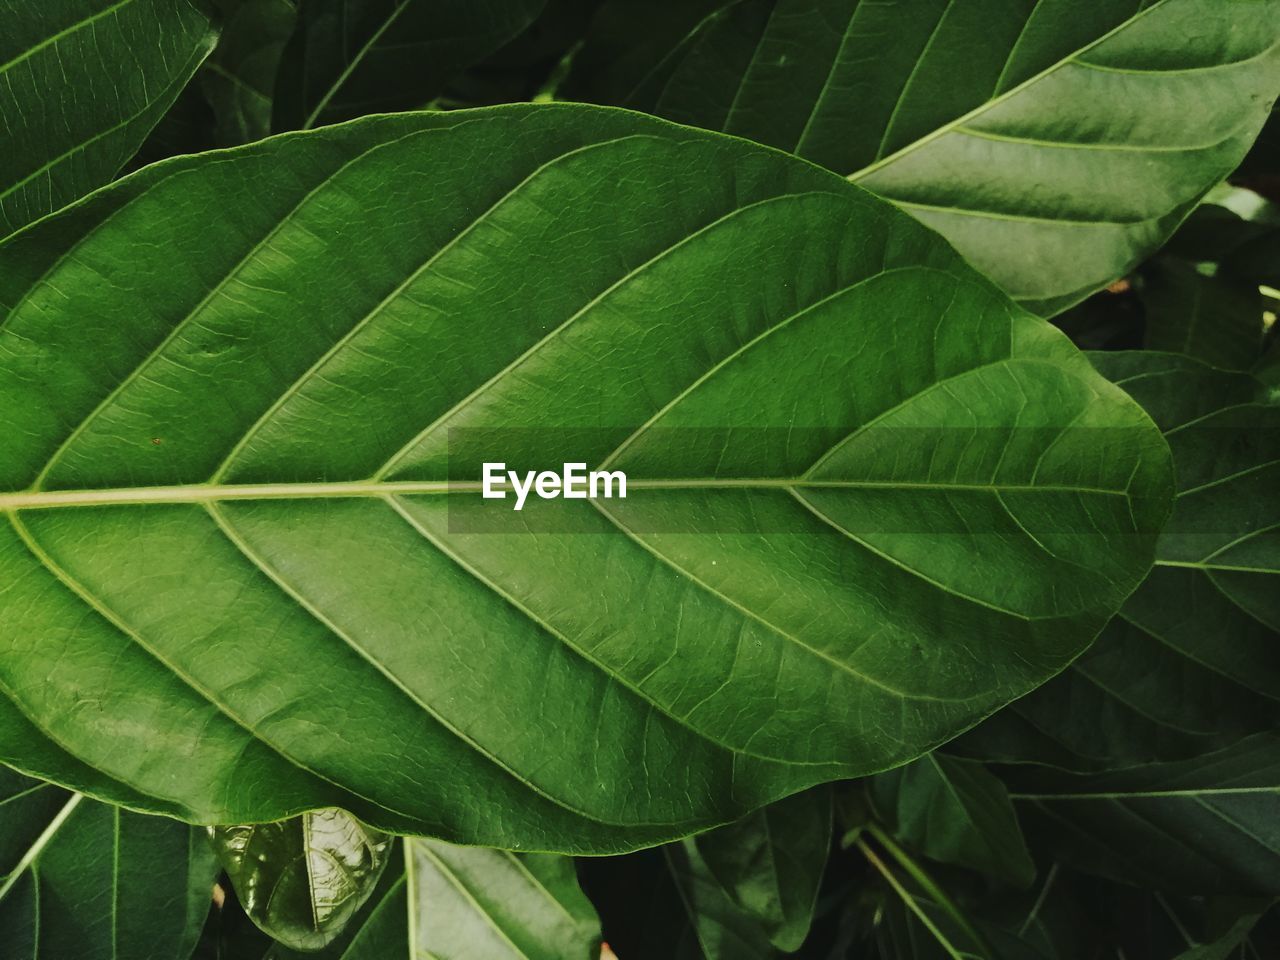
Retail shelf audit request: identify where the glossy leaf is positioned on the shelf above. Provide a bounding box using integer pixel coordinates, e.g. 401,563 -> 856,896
693,786 -> 831,951
0,104 -> 1172,849
869,753 -> 1036,887
210,809 -> 393,951
0,767 -> 217,960
0,0 -> 218,237
959,353 -> 1279,771
261,855 -> 406,960
202,0 -> 298,145
564,0 -> 1280,314
406,839 -> 600,959
273,0 -> 547,130
1007,733 -> 1280,895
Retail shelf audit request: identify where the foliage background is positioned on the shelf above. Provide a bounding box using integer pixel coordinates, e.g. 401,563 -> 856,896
0,1 -> 1278,958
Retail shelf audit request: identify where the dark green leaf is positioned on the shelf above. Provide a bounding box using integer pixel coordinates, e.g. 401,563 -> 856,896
664,840 -> 777,959
210,809 -> 393,951
1008,734 -> 1280,895
579,849 -> 703,959
564,0 -> 1280,314
0,0 -> 218,236
0,104 -> 1171,849
202,0 -> 298,145
273,0 -> 547,130
870,754 -> 1035,887
1140,259 -> 1265,372
694,786 -> 831,951
0,767 -> 217,960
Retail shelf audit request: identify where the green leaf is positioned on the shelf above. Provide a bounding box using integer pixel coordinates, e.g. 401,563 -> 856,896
664,840 -> 777,959
959,353 -> 1279,771
406,839 -> 601,959
295,863 -> 407,960
0,0 -> 219,237
1007,733 -> 1280,895
869,754 -> 1036,887
692,786 -> 831,951
0,767 -> 217,960
210,809 -> 393,951
0,104 -> 1172,849
1140,259 -> 1266,372
564,0 -> 1280,314
1171,904 -> 1269,960
201,0 -> 298,145
272,0 -> 548,130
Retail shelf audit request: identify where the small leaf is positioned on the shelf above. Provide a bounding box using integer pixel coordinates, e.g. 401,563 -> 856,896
693,786 -> 832,951
0,767 -> 217,960
870,754 -> 1036,887
664,841 -> 777,959
0,0 -> 219,237
210,809 -> 393,951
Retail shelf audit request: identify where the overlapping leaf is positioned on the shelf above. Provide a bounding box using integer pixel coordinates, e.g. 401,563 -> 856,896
693,786 -> 832,951
202,0 -> 298,145
272,0 -> 547,129
1007,734 -> 1280,895
0,768 -> 216,960
869,754 -> 1035,887
0,105 -> 1171,850
960,353 -> 1279,770
210,809 -> 392,950
565,0 -> 1280,313
0,0 -> 218,237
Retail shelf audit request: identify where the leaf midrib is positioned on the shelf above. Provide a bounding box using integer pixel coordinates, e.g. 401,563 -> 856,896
0,477 -> 1135,512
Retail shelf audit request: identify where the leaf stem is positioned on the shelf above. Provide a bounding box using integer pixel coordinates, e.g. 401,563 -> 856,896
866,822 -> 988,952
0,792 -> 83,901
855,835 -> 971,960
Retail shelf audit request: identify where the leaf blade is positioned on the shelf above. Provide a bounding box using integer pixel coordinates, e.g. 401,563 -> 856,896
0,105 -> 1172,850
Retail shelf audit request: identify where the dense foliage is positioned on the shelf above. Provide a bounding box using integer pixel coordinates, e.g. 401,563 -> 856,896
0,1 -> 1276,957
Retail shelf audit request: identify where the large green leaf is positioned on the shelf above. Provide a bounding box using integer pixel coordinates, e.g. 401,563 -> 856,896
0,0 -> 218,237
564,0 -> 1280,314
0,768 -> 217,960
272,0 -> 547,130
210,809 -> 393,950
959,353 -> 1279,771
0,104 -> 1172,850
